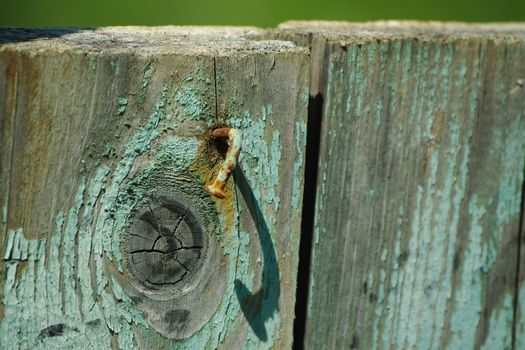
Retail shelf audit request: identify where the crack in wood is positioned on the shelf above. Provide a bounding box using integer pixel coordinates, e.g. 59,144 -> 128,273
129,246 -> 202,255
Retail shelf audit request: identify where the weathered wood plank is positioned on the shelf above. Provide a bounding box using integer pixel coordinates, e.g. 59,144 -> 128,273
274,21 -> 525,349
0,27 -> 308,349
213,47 -> 309,349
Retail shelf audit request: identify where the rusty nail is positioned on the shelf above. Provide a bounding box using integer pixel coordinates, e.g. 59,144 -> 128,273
206,127 -> 242,199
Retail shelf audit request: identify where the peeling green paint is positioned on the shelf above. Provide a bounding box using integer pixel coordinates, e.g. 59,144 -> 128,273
482,294 -> 514,349
136,62 -> 156,106
291,121 -> 307,210
0,88 -> 191,348
0,77 -> 299,350
0,79 -> 178,346
110,60 -> 119,73
304,31 -> 524,350
0,31 -> 308,349
300,90 -> 309,105
229,106 -> 283,212
175,87 -> 207,121
155,135 -> 202,167
516,285 -> 525,350
1,227 -> 113,348
118,97 -> 128,115
224,104 -> 288,349
88,56 -> 97,72
448,194 -> 486,349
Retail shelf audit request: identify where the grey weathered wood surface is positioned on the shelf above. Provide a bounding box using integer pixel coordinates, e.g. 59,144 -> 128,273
273,21 -> 525,349
0,27 -> 309,349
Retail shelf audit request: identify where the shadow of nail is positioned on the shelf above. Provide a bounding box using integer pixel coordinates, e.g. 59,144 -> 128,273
233,166 -> 280,342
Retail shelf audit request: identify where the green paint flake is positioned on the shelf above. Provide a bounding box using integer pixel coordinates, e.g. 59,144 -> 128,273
2,230 -> 14,259
380,248 -> 388,263
301,90 -> 309,105
516,285 -> 525,349
143,62 -> 155,83
175,86 -> 207,121
291,121 -> 307,210
110,60 -> 118,72
155,135 -> 202,168
480,293 -> 513,350
231,106 -> 282,211
494,118 -> 524,228
136,62 -> 156,106
102,143 -> 115,158
268,131 -> 282,210
88,56 -> 97,72
261,104 -> 273,122
62,177 -> 87,319
448,194 -> 486,349
117,97 -> 128,115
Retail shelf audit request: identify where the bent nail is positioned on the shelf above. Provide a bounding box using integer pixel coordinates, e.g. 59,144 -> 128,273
206,127 -> 242,199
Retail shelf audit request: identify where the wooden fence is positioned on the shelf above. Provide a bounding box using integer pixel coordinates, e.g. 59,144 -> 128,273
1,22 -> 524,349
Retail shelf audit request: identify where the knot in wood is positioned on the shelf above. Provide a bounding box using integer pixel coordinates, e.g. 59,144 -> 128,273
126,197 -> 206,289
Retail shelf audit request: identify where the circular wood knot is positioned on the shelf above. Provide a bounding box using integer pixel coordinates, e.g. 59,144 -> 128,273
126,197 -> 206,289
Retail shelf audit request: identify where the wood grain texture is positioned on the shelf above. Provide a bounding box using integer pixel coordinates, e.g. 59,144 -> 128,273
0,27 -> 308,349
274,21 -> 525,349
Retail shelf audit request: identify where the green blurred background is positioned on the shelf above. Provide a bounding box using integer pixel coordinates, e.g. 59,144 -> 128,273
1,0 -> 524,27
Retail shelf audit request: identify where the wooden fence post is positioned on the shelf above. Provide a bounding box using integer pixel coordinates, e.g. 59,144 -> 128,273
0,27 -> 309,349
274,21 -> 525,349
